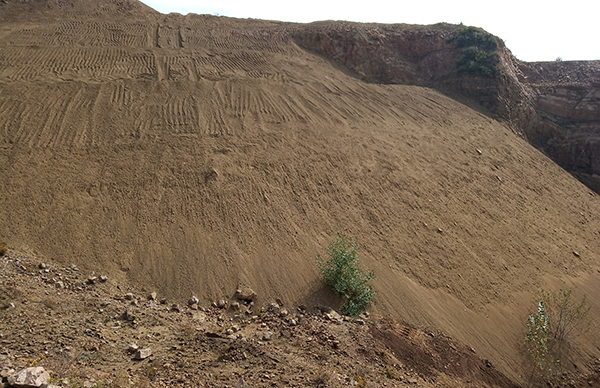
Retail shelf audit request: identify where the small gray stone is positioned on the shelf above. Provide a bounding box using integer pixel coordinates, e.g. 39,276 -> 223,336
217,299 -> 227,309
268,303 -> 280,314
262,331 -> 274,341
170,304 -> 181,313
148,292 -> 157,301
188,296 -> 199,306
230,301 -> 240,310
325,310 -> 342,320
125,293 -> 135,300
134,349 -> 151,360
98,275 -> 108,282
124,308 -> 135,321
128,343 -> 139,353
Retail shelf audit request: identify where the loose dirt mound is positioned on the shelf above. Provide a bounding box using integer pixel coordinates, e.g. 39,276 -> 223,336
1,0 -> 600,384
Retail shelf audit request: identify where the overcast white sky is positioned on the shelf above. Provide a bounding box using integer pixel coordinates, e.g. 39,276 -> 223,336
141,0 -> 598,62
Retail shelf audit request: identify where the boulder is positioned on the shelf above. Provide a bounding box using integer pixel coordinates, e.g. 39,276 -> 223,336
7,367 -> 50,388
234,285 -> 257,302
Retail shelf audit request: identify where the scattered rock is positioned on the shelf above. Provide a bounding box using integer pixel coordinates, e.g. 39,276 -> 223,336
38,263 -> 46,269
87,276 -> 98,284
316,305 -> 332,313
275,298 -> 284,306
217,299 -> 227,309
148,292 -> 157,301
353,318 -> 365,325
325,310 -> 342,321
234,285 -> 257,302
170,304 -> 181,313
98,275 -> 108,282
262,331 -> 274,341
268,302 -> 280,314
128,343 -> 139,353
188,296 -> 199,306
160,298 -> 167,304
278,308 -> 289,317
230,301 -> 240,311
7,367 -> 50,388
190,303 -> 199,310
573,251 -> 581,257
134,349 -> 151,360
1,368 -> 15,378
123,308 -> 135,321
125,293 -> 135,300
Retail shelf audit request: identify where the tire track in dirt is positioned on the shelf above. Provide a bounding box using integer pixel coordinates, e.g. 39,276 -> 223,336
157,25 -> 180,49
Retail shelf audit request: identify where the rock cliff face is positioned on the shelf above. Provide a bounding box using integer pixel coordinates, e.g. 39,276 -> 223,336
291,23 -> 600,192
518,61 -> 600,192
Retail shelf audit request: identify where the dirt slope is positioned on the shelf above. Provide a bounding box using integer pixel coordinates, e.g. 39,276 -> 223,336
1,0 -> 600,384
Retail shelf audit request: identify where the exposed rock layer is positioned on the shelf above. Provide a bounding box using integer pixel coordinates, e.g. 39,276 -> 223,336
289,23 -> 600,192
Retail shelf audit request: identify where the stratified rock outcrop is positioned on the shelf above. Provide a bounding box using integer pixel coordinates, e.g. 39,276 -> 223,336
519,61 -> 600,192
290,23 -> 600,192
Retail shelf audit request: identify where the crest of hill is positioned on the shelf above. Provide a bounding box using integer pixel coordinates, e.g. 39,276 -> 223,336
1,0 -> 600,384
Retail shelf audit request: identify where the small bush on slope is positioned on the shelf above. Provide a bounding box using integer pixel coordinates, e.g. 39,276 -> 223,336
317,233 -> 376,316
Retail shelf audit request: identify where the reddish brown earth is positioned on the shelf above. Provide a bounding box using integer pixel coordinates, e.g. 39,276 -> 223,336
1,0 -> 600,386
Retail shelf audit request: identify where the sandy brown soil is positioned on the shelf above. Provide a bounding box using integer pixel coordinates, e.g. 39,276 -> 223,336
1,0 -> 600,385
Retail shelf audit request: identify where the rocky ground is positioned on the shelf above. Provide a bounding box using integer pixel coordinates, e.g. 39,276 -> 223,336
0,248 -> 543,388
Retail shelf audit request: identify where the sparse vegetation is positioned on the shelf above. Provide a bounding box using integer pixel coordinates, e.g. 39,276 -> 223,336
538,288 -> 591,342
313,370 -> 331,387
525,289 -> 591,385
317,233 -> 376,317
449,26 -> 501,78
526,301 -> 550,373
451,26 -> 498,51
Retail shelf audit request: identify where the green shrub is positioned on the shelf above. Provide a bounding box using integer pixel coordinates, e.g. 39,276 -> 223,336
449,26 -> 501,78
450,26 -> 498,51
456,47 -> 500,78
316,233 -> 376,316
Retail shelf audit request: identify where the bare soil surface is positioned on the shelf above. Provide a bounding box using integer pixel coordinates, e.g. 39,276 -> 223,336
1,1 -> 600,385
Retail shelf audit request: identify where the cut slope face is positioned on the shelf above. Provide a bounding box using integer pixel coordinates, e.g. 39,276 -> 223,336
1,1 -> 600,383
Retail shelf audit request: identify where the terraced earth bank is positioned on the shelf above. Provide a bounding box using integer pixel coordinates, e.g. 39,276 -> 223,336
1,0 -> 600,385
